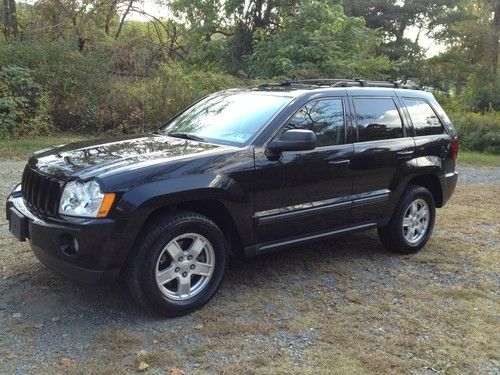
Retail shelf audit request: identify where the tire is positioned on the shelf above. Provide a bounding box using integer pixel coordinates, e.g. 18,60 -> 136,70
124,210 -> 227,317
378,184 -> 436,254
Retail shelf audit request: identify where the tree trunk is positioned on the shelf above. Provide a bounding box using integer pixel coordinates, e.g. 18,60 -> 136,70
492,0 -> 500,75
3,0 -> 11,38
115,0 -> 133,39
7,0 -> 16,36
105,0 -> 119,35
343,0 -> 355,17
78,36 -> 85,51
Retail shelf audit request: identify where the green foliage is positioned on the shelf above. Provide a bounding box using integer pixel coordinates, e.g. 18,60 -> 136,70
0,0 -> 497,154
422,0 -> 499,111
462,80 -> 500,113
0,65 -> 53,138
248,1 -> 395,79
0,41 -> 109,130
100,64 -> 244,134
450,111 -> 500,154
0,40 -> 245,134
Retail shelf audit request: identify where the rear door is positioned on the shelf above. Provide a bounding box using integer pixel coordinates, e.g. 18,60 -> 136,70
401,96 -> 455,173
348,94 -> 416,224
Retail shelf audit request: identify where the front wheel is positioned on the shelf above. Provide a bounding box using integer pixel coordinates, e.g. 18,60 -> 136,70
378,184 -> 436,254
124,211 -> 227,316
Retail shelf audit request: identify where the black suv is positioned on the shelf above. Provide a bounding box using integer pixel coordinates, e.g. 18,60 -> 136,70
7,79 -> 459,316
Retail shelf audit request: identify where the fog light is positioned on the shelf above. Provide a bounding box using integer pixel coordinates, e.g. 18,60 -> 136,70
59,234 -> 79,257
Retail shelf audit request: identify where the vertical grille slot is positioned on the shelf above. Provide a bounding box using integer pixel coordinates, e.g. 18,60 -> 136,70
21,166 -> 63,217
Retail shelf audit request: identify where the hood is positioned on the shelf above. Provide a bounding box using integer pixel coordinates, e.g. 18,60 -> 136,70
29,134 -> 228,180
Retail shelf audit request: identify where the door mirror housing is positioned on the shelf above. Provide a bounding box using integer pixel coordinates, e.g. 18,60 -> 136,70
267,129 -> 317,154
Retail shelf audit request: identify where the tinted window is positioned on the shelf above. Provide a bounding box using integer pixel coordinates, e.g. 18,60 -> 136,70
162,92 -> 291,146
354,98 -> 403,142
404,98 -> 444,136
283,99 -> 344,147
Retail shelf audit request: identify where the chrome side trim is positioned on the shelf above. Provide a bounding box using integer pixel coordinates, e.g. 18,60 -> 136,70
445,172 -> 458,178
352,193 -> 389,207
254,196 -> 349,218
256,200 -> 351,225
255,189 -> 390,225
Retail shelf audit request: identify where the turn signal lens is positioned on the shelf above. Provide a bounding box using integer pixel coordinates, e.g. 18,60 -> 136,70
97,193 -> 116,218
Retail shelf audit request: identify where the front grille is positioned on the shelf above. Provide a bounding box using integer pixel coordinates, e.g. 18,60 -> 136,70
21,166 -> 63,217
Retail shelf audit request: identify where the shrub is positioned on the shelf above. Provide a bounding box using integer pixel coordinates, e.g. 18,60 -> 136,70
0,65 -> 53,138
450,111 -> 500,154
0,41 -> 247,135
98,64 -> 246,134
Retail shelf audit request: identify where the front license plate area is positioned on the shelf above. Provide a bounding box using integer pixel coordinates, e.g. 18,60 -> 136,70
9,207 -> 28,242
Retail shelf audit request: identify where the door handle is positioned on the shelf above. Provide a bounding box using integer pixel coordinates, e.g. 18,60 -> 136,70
328,159 -> 350,167
396,150 -> 414,159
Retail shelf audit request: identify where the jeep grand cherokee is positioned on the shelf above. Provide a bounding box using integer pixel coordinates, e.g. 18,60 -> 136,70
7,79 -> 459,316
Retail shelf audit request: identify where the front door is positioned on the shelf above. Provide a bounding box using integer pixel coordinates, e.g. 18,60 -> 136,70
253,97 -> 354,245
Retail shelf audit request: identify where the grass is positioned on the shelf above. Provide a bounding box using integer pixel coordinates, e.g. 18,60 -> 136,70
459,151 -> 500,167
0,135 -> 88,160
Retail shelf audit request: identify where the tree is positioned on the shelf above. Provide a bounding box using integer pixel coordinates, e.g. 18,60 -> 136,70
489,0 -> 499,75
344,0 -> 457,80
248,0 -> 395,79
424,0 -> 499,110
2,0 -> 18,38
171,0 -> 300,74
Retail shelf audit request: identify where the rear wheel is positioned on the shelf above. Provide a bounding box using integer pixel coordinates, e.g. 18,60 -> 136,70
124,211 -> 227,316
378,184 -> 436,254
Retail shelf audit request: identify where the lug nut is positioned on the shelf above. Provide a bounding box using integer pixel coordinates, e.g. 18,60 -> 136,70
190,265 -> 195,270
182,272 -> 188,277
175,267 -> 180,272
188,255 -> 193,260
178,257 -> 183,262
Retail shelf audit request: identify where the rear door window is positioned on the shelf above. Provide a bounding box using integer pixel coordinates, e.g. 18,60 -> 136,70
403,98 -> 445,136
353,98 -> 403,142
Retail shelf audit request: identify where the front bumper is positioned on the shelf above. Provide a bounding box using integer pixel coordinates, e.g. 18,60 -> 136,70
6,192 -> 121,284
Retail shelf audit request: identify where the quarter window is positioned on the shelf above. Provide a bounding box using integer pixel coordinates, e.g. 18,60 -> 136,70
404,98 -> 444,136
283,99 -> 344,147
354,98 -> 403,142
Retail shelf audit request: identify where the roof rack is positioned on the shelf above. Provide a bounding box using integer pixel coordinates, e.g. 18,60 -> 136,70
257,79 -> 420,90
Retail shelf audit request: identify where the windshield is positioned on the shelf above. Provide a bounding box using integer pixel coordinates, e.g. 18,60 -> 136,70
160,91 -> 292,146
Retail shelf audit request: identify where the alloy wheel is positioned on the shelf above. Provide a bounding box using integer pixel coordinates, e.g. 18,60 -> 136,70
402,198 -> 430,245
155,233 -> 215,301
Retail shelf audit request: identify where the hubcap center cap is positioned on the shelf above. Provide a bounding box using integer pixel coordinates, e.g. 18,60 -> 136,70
178,260 -> 193,274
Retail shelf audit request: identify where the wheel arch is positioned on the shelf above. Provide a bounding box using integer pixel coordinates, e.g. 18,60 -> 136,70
134,199 -> 245,257
406,174 -> 443,208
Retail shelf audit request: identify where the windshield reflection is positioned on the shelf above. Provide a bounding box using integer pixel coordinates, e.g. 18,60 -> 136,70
160,91 -> 291,146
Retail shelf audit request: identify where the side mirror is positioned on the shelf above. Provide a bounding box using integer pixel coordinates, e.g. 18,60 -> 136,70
267,129 -> 317,154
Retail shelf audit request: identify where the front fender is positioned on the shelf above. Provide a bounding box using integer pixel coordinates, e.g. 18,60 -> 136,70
114,173 -> 249,218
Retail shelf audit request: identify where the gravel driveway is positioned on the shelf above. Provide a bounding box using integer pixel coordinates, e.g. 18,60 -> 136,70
0,161 -> 499,374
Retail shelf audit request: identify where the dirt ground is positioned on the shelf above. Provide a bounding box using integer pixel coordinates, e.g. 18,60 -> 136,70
0,161 -> 499,375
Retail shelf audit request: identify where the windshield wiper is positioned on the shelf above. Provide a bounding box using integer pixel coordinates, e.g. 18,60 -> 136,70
167,132 -> 206,142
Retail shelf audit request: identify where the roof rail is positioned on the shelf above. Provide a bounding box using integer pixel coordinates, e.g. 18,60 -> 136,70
258,79 -> 420,90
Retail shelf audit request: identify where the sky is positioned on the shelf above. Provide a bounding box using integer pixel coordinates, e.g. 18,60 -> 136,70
405,26 -> 446,57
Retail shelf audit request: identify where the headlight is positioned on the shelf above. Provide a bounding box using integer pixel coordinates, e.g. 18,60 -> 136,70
59,180 -> 115,218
